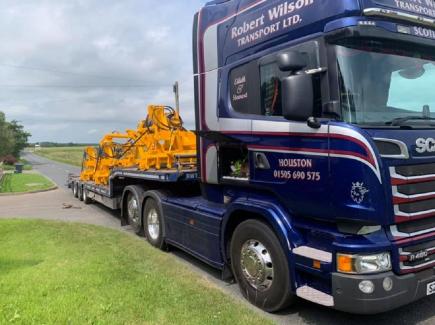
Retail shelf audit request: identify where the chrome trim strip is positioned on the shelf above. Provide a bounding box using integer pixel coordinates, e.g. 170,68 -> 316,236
391,166 -> 435,218
395,206 -> 435,218
389,166 -> 435,182
399,247 -> 435,257
392,174 -> 435,201
292,246 -> 332,263
363,8 -> 435,28
374,138 -> 409,159
393,190 -> 435,200
399,248 -> 411,256
391,225 -> 409,238
391,224 -> 435,238
391,173 -> 435,181
400,259 -> 435,271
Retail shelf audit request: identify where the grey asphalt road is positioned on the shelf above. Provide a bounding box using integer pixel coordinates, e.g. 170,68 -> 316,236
0,152 -> 120,229
22,151 -> 81,187
1,152 -> 435,325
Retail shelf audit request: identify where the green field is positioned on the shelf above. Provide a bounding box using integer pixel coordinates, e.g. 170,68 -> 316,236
0,172 -> 55,193
33,147 -> 87,167
0,220 -> 270,325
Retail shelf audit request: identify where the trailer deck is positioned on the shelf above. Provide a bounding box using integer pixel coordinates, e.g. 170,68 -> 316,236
68,167 -> 199,209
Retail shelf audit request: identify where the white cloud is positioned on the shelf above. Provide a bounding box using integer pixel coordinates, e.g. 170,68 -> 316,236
0,0 -> 205,142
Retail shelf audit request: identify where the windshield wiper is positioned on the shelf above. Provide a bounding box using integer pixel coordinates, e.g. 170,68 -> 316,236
385,116 -> 435,126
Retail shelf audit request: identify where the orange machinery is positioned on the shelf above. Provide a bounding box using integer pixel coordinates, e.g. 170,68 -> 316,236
80,105 -> 197,185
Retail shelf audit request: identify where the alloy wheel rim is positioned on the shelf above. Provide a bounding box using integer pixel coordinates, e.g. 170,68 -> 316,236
240,239 -> 274,291
127,196 -> 139,224
147,208 -> 160,240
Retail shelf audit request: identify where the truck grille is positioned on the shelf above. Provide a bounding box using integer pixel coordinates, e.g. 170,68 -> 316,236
398,238 -> 435,274
390,164 -> 435,273
390,165 -> 435,224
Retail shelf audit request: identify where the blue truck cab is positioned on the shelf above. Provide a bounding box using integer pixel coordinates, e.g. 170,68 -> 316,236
190,0 -> 435,314
68,0 -> 435,315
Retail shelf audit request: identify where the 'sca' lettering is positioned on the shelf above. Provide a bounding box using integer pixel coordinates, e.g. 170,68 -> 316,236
416,138 -> 435,153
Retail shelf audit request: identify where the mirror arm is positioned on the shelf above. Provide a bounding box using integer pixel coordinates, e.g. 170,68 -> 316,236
323,101 -> 341,119
307,117 -> 321,129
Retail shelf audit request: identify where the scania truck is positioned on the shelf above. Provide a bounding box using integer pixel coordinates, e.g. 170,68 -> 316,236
69,0 -> 435,314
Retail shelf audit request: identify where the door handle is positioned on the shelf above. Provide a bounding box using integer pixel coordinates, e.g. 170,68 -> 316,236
254,152 -> 270,170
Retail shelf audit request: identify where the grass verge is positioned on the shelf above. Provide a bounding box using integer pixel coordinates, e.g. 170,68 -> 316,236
1,159 -> 32,171
0,173 -> 55,194
33,147 -> 87,167
0,220 -> 271,325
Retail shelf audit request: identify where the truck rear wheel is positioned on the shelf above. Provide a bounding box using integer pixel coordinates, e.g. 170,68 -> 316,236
143,198 -> 166,250
126,191 -> 141,234
230,219 -> 295,312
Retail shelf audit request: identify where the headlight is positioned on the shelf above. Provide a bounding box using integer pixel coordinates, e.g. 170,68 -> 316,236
337,252 -> 391,274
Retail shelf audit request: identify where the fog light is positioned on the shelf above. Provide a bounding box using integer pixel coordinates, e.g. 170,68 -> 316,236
359,280 -> 375,294
383,277 -> 393,292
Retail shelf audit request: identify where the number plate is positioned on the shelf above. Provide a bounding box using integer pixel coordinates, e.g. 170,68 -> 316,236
427,281 -> 435,296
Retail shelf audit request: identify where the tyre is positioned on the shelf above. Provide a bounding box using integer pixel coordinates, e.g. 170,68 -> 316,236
83,188 -> 92,205
143,198 -> 166,250
126,191 -> 142,234
78,185 -> 83,201
73,182 -> 79,198
230,219 -> 295,312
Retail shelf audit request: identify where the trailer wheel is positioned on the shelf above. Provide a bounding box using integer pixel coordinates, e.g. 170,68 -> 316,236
230,219 -> 295,312
78,185 -> 84,201
143,198 -> 165,250
73,182 -> 79,198
82,188 -> 92,205
126,191 -> 141,234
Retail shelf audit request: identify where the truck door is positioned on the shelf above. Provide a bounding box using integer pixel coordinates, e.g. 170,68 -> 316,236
249,124 -> 330,220
223,40 -> 333,220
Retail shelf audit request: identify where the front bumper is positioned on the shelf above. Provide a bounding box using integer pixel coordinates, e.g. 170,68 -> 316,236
332,268 -> 435,314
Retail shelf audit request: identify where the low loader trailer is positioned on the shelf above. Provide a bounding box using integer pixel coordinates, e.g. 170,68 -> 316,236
69,0 -> 435,314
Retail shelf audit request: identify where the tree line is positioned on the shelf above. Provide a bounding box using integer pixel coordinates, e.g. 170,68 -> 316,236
30,142 -> 97,148
0,111 -> 31,162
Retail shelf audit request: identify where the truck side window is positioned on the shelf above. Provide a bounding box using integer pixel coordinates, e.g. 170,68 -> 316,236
230,61 -> 261,115
230,61 -> 283,117
260,63 -> 282,116
229,41 -> 321,118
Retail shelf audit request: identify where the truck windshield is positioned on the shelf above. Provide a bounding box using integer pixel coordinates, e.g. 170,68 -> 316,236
335,40 -> 435,127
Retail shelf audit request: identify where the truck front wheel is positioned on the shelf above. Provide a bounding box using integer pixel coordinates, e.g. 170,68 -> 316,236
230,219 -> 295,312
143,198 -> 166,250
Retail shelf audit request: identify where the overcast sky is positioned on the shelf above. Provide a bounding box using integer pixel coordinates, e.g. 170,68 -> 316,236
0,0 -> 206,143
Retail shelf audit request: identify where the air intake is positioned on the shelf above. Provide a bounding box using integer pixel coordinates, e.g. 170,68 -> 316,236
374,138 -> 408,159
